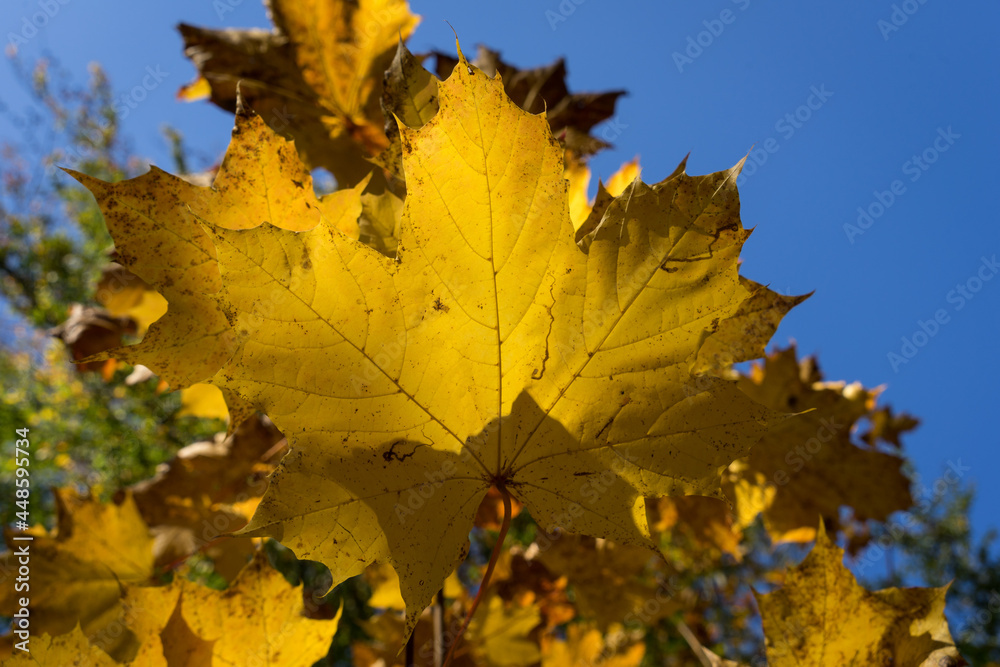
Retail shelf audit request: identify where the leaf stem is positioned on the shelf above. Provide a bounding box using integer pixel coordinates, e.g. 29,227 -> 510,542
442,484 -> 512,667
406,630 -> 416,667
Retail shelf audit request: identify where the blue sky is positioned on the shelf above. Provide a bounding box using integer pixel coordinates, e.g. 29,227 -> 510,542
3,1 -> 998,540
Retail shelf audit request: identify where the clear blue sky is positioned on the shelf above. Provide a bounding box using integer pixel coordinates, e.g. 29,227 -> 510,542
3,1 -> 998,539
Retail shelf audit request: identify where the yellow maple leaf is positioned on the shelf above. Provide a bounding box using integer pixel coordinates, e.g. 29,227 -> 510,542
81,43 -> 799,642
66,162 -> 233,390
178,550 -> 342,666
542,624 -> 645,667
121,550 -> 339,666
756,525 -> 963,666
188,45 -> 796,637
71,105 -> 368,421
120,583 -> 212,667
466,591 -> 542,667
0,490 -> 154,661
4,626 -> 116,667
723,346 -> 913,543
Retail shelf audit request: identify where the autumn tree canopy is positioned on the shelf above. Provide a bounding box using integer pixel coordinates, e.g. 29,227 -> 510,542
2,1 -> 991,666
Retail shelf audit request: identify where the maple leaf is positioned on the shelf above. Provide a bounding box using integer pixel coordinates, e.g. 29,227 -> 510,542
541,624 -> 646,667
70,104 -> 367,423
189,45 -> 796,636
465,591 -> 542,666
0,490 -> 155,661
64,162 -> 234,390
4,626 -> 117,667
179,0 -> 419,186
755,525 -> 964,666
122,550 -> 341,667
722,346 -> 914,543
121,583 -> 213,667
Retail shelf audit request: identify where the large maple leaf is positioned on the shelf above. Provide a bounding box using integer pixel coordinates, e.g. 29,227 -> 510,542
184,46 -> 801,635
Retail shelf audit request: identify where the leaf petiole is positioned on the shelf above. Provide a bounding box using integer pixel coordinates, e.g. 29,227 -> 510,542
442,484 -> 512,667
